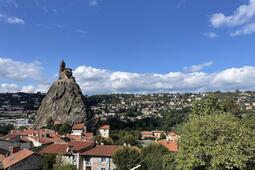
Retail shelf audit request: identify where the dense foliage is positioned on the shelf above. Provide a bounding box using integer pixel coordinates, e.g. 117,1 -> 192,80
112,146 -> 141,170
176,95 -> 255,170
141,144 -> 170,170
0,124 -> 14,136
41,154 -> 56,170
46,118 -> 72,135
110,130 -> 141,146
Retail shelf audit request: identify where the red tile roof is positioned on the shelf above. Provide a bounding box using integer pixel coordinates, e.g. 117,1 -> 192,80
80,145 -> 119,157
40,141 -> 95,155
168,132 -> 177,136
0,154 -> 5,161
100,125 -> 110,130
157,140 -> 178,152
72,123 -> 85,130
2,149 -> 41,168
40,143 -> 68,154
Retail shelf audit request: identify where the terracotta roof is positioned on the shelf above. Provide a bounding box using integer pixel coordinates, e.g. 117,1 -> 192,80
0,154 -> 5,161
40,141 -> 95,155
40,143 -> 68,154
29,137 -> 54,145
80,145 -> 119,157
1,134 -> 20,141
68,141 -> 95,151
157,140 -> 178,152
84,132 -> 94,141
100,125 -> 110,130
2,149 -> 40,168
168,132 -> 177,136
72,123 -> 85,130
141,131 -> 153,135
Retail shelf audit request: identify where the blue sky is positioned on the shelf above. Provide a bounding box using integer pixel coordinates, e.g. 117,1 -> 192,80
0,0 -> 255,94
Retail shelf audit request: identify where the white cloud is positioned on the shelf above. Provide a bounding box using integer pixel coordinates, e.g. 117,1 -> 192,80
203,32 -> 218,39
183,61 -> 214,73
0,83 -> 19,93
0,13 -> 24,24
0,57 -> 43,81
76,29 -> 88,34
21,85 -> 35,93
231,22 -> 255,36
89,0 -> 98,6
1,63 -> 255,94
72,65 -> 255,94
210,0 -> 255,28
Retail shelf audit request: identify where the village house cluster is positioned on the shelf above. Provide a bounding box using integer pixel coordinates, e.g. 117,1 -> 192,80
0,121 -> 178,170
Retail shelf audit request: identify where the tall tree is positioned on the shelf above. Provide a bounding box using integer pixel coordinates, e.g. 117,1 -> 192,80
190,95 -> 225,117
141,143 -> 170,170
112,146 -> 141,170
177,113 -> 255,170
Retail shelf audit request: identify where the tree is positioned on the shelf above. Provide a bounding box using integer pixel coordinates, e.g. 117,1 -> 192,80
177,113 -> 255,170
0,124 -> 14,136
190,95 -> 225,117
41,154 -> 56,170
222,96 -> 247,118
162,153 -> 177,170
94,135 -> 114,145
112,146 -> 141,170
159,132 -> 166,140
141,143 -> 170,170
161,108 -> 189,131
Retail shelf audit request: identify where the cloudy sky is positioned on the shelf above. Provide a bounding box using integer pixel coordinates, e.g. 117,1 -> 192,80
0,0 -> 255,94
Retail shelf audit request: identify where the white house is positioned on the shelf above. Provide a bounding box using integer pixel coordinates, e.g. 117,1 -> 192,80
99,125 -> 110,138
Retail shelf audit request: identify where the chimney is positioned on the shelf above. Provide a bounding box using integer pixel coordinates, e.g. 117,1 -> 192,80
66,146 -> 70,153
9,146 -> 14,155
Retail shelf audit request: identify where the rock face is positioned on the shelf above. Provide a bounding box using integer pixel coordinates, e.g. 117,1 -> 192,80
33,60 -> 86,129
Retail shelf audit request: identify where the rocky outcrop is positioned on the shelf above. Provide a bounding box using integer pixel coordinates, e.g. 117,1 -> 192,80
33,60 -> 86,129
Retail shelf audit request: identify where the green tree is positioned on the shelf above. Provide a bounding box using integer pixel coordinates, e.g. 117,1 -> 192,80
159,132 -> 166,140
222,96 -> 247,118
41,154 -> 56,170
191,95 -> 225,117
162,153 -> 177,170
161,109 -> 189,131
112,146 -> 141,170
0,124 -> 14,136
141,143 -> 170,170
177,113 -> 255,170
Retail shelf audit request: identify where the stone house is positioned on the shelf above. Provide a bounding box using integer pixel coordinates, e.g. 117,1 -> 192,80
40,141 -> 95,169
80,145 -> 119,170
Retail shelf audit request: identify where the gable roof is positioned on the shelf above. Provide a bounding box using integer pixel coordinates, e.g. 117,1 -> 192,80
80,145 -> 119,157
72,123 -> 85,130
100,125 -> 110,130
40,141 -> 95,155
2,149 -> 41,168
0,139 -> 20,153
157,140 -> 178,152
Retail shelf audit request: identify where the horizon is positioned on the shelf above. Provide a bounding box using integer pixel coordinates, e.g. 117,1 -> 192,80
1,0 -> 255,95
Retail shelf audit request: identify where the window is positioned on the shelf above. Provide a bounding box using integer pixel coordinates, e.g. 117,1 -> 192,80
85,157 -> 91,165
101,168 -> 106,170
101,157 -> 106,163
